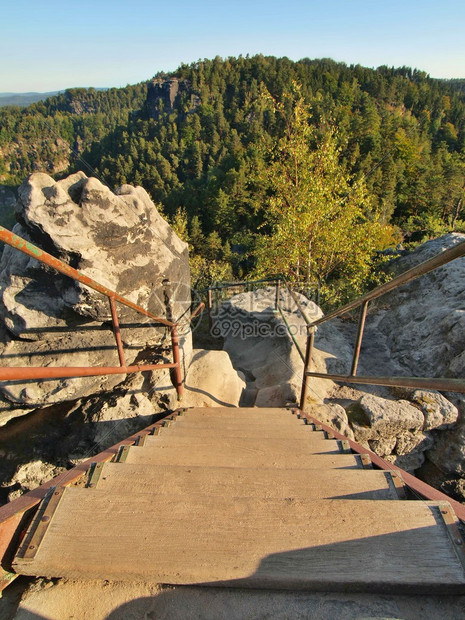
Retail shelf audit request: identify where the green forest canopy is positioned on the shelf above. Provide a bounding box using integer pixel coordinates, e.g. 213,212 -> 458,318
1,55 -> 464,298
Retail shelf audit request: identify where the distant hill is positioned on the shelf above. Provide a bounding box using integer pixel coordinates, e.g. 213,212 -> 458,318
0,88 -> 108,107
0,91 -> 61,107
1,56 -> 465,288
441,79 -> 465,95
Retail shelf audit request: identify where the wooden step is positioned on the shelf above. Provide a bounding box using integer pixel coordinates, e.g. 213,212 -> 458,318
124,444 -> 363,469
95,463 -> 404,500
184,407 -> 294,415
14,492 -> 465,593
143,435 -> 343,455
169,415 -> 309,429
156,424 -> 322,439
181,407 -> 296,421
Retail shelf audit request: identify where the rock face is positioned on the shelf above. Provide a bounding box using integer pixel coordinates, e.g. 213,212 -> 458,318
426,395 -> 465,477
410,390 -> 458,430
0,172 -> 191,420
0,185 -> 16,229
358,394 -> 424,435
183,349 -> 246,408
346,392 -> 453,473
215,287 -> 351,409
145,78 -> 200,119
376,233 -> 465,379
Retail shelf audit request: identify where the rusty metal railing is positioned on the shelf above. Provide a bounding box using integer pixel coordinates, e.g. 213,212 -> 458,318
299,240 -> 465,408
0,225 -> 206,399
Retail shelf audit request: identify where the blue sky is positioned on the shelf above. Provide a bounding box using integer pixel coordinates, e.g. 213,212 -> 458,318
2,0 -> 464,92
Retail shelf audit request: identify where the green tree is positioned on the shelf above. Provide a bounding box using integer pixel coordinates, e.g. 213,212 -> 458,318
254,83 -> 395,303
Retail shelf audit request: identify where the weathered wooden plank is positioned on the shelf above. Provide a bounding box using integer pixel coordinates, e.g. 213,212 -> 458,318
125,442 -> 361,469
143,435 -> 342,455
159,425 -> 315,439
126,433 -> 361,469
96,463 -> 401,500
171,416 -> 309,429
13,493 -> 465,593
185,407 -> 293,415
182,408 -> 295,421
304,411 -> 465,522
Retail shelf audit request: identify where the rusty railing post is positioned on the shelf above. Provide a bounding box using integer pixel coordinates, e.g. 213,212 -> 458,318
207,288 -> 213,332
350,300 -> 369,376
275,278 -> 280,310
299,326 -> 315,410
109,296 -> 126,367
170,324 -> 183,400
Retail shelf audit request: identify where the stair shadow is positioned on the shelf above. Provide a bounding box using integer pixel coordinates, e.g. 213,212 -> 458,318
101,523 -> 465,619
182,383 -> 240,407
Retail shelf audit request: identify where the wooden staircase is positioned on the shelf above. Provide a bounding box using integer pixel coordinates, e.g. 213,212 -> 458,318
12,407 -> 465,593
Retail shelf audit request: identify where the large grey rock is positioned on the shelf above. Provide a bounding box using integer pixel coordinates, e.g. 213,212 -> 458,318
368,436 -> 397,457
426,419 -> 465,476
311,403 -> 355,440
410,390 -> 458,430
358,394 -> 424,434
183,349 -> 246,408
384,451 -> 425,473
376,233 -> 465,378
91,392 -> 157,448
395,430 -> 434,456
0,172 -> 191,418
217,288 -> 352,408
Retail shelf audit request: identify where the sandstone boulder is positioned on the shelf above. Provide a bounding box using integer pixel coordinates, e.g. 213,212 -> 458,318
5,460 -> 65,502
395,430 -> 434,456
409,390 -> 458,430
0,172 -> 191,419
426,420 -> 465,477
217,287 -> 352,408
183,349 -> 246,408
311,403 -> 355,440
384,451 -> 425,473
358,394 -> 424,434
368,436 -> 397,457
376,233 -> 465,378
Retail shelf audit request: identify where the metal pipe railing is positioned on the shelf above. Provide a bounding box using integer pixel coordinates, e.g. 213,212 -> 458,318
282,279 -> 313,325
307,240 -> 465,329
0,225 -> 187,399
0,226 -> 175,327
0,363 -> 178,381
303,372 -> 465,393
301,240 -> 465,403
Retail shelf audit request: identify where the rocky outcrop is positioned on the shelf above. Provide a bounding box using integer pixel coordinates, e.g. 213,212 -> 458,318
357,394 -> 424,435
426,394 -> 465,477
145,78 -> 200,119
376,233 -> 465,379
215,287 -> 352,408
410,390 -> 458,430
183,349 -> 246,408
0,185 -> 16,230
346,392 -> 459,473
0,172 -> 191,422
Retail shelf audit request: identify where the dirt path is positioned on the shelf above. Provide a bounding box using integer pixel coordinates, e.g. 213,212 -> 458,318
2,577 -> 465,620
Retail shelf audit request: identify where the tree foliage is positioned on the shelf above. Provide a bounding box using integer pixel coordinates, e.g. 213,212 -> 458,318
253,84 -> 396,301
1,56 -> 465,295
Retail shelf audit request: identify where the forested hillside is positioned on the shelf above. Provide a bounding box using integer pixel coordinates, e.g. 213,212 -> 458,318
1,56 -> 464,293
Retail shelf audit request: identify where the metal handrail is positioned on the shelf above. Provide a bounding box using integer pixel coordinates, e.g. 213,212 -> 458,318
300,240 -> 465,407
307,240 -> 465,329
0,225 -> 185,398
0,226 -> 175,327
